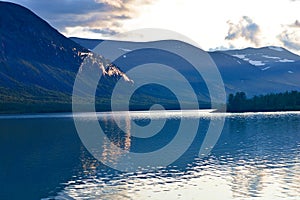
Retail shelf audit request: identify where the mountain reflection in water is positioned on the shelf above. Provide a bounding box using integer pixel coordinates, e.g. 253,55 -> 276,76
0,111 -> 299,200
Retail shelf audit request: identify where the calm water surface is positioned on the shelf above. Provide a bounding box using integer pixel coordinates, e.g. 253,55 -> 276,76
0,111 -> 299,200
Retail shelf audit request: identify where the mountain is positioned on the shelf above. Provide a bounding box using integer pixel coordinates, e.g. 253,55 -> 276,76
0,1 -> 89,112
0,2 -> 133,113
74,39 -> 213,110
220,47 -> 300,95
70,37 -> 104,50
222,46 -> 300,67
72,37 -> 300,97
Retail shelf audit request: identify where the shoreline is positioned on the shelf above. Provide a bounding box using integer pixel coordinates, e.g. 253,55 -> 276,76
1,110 -> 300,119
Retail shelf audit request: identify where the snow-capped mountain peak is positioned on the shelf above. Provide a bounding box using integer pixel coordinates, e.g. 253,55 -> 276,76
223,46 -> 300,68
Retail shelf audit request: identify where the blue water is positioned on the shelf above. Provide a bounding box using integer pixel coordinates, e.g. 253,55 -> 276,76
0,112 -> 299,200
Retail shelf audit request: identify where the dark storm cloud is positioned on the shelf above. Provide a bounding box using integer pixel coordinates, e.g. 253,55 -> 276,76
225,16 -> 261,46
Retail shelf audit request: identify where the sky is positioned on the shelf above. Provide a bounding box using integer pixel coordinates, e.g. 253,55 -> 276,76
6,0 -> 300,54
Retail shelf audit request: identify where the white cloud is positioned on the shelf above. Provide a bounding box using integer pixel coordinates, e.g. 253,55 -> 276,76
225,16 -> 261,46
278,30 -> 300,51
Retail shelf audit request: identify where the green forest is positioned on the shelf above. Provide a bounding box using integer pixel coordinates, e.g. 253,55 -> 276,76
2,89 -> 300,114
227,91 -> 300,112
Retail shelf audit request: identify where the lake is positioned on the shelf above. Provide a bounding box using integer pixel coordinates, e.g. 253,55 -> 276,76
0,111 -> 299,200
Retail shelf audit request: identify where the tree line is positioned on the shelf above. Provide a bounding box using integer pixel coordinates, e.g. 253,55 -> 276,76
227,91 -> 300,112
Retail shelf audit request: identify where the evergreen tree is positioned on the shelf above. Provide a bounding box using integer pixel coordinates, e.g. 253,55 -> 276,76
227,90 -> 300,112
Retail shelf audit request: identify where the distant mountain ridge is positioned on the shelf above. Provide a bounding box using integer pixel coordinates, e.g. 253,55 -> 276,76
71,37 -> 300,97
70,37 -> 104,50
222,46 -> 300,67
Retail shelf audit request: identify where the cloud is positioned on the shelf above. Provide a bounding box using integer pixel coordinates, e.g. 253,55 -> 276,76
225,16 -> 261,46
209,44 -> 236,52
96,0 -> 125,8
278,21 -> 300,51
7,0 -> 155,37
88,28 -> 118,35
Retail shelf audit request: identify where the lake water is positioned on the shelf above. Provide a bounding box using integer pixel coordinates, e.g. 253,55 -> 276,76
0,111 -> 299,200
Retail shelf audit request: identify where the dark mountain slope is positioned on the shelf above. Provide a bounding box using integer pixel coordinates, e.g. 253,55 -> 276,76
0,1 -> 88,92
0,2 -> 91,112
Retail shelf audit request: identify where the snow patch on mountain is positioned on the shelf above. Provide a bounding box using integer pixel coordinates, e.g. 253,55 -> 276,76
279,59 -> 294,63
268,46 -> 284,52
249,60 -> 265,66
262,66 -> 271,71
232,54 -> 265,66
118,48 -> 132,52
232,54 -> 246,59
262,55 -> 281,60
231,51 -> 298,66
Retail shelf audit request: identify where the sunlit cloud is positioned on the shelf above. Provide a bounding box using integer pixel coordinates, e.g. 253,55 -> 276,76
6,0 -> 156,38
278,20 -> 300,51
225,16 -> 261,46
61,0 -> 156,38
